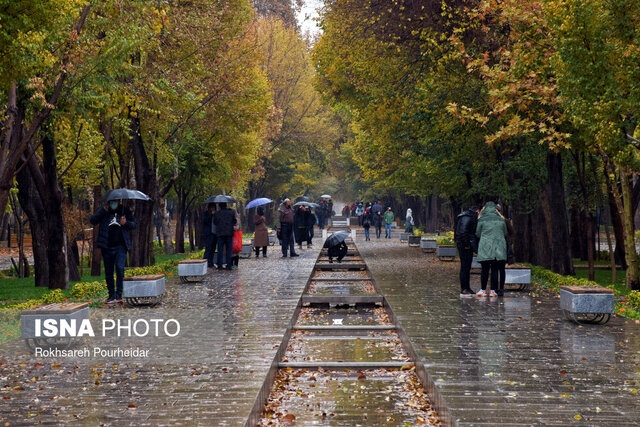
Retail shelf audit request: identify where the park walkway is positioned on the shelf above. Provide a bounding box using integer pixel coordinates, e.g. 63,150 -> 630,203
359,239 -> 640,425
0,245 -> 320,426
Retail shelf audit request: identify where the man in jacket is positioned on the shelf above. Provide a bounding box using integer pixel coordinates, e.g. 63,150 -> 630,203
90,200 -> 137,304
214,203 -> 237,270
383,207 -> 394,239
455,206 -> 479,296
202,203 -> 216,268
279,199 -> 298,257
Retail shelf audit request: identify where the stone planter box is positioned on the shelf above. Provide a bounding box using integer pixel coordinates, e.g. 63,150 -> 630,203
421,238 -> 437,253
269,235 -> 277,246
399,233 -> 410,242
560,285 -> 614,325
471,256 -> 481,269
240,243 -> 253,258
505,265 -> 531,290
123,274 -> 165,307
437,245 -> 457,260
408,235 -> 421,247
21,303 -> 90,351
178,259 -> 207,283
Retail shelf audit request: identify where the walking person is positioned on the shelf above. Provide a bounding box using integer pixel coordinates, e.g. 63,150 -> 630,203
231,208 -> 241,269
356,202 -> 364,226
384,207 -> 394,239
90,199 -> 137,304
279,198 -> 298,257
305,207 -> 316,248
475,201 -> 507,298
373,206 -> 383,239
214,202 -> 237,270
202,203 -> 217,268
294,205 -> 307,250
455,205 -> 479,297
253,206 -> 269,258
405,208 -> 414,234
362,207 -> 372,241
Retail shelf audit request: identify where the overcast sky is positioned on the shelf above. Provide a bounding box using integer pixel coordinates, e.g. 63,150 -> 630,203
297,0 -> 323,35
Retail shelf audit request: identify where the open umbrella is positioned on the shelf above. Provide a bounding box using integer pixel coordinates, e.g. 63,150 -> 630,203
320,194 -> 332,199
104,189 -> 151,202
245,198 -> 273,210
295,195 -> 311,203
324,231 -> 350,248
204,195 -> 237,204
293,201 -> 320,208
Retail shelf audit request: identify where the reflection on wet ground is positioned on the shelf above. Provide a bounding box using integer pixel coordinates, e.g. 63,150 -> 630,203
359,239 -> 640,425
0,246 -> 321,425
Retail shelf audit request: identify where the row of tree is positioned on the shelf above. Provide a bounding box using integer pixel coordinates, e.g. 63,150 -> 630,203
312,0 -> 640,289
0,0 -> 340,289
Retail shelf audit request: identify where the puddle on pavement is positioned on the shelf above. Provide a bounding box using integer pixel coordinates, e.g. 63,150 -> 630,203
283,330 -> 410,363
307,281 -> 376,296
295,307 -> 392,326
260,368 -> 441,426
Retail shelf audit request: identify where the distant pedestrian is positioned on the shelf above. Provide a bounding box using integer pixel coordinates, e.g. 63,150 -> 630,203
278,199 -> 298,257
475,201 -> 507,298
356,203 -> 364,226
342,205 -> 350,217
90,199 -> 137,304
317,200 -> 326,229
362,207 -> 372,241
383,207 -> 394,239
294,205 -> 307,250
405,208 -> 414,234
305,208 -> 316,248
214,202 -> 237,270
455,205 -> 479,297
253,206 -> 269,258
202,203 -> 217,268
231,208 -> 241,269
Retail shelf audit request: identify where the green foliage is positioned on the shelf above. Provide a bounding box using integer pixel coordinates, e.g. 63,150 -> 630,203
41,289 -> 66,304
125,259 -> 179,277
627,291 -> 640,310
70,281 -> 107,299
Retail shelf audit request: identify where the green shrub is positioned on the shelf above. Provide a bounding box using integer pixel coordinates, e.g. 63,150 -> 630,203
41,289 -> 66,303
125,258 -> 179,277
189,250 -> 205,259
628,290 -> 640,310
7,299 -> 44,310
71,281 -> 107,299
436,236 -> 455,246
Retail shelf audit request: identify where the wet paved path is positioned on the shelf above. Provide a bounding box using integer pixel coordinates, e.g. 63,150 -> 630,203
359,238 -> 640,426
0,245 -> 320,426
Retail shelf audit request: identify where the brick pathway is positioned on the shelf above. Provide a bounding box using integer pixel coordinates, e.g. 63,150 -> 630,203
359,239 -> 640,426
0,245 -> 320,426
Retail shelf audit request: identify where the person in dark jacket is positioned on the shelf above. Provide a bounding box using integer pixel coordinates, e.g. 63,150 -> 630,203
279,199 -> 298,257
305,209 -> 316,247
454,206 -> 479,297
294,206 -> 307,249
202,203 -> 216,268
253,206 -> 269,258
362,207 -> 372,241
327,241 -> 348,263
214,203 -> 237,270
90,200 -> 137,304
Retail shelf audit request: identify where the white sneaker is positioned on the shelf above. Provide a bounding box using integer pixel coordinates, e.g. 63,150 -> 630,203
476,289 -> 487,298
488,290 -> 498,297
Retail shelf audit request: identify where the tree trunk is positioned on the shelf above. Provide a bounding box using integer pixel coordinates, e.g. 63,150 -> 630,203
604,205 -> 617,283
128,115 -> 155,267
159,197 -> 174,254
188,209 -> 195,252
606,181 -> 627,267
175,203 -> 186,254
620,168 -> 640,290
91,185 -> 102,276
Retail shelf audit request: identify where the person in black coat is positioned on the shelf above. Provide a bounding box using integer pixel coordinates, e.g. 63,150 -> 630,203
294,206 -> 307,249
305,209 -> 316,247
214,203 -> 236,270
454,206 -> 479,296
90,200 -> 137,304
202,203 -> 216,268
327,241 -> 348,263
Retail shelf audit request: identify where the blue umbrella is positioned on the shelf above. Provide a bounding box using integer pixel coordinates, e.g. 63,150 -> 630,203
244,198 -> 273,210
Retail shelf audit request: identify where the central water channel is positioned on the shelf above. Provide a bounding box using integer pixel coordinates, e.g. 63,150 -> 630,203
247,226 -> 447,426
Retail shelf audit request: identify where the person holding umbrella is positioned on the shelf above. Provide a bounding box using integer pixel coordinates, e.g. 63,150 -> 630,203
294,205 -> 307,250
214,202 -> 237,270
90,194 -> 138,304
253,206 -> 269,257
202,203 -> 217,268
278,198 -> 298,257
324,230 -> 350,263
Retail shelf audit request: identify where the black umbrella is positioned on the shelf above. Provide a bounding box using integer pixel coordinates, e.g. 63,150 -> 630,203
204,195 -> 237,204
104,189 -> 151,202
295,196 -> 311,203
293,201 -> 320,208
324,231 -> 350,248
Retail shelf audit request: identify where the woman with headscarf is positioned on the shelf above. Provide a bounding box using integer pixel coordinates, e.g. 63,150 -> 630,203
405,208 -> 414,235
475,201 -> 508,298
253,206 -> 269,258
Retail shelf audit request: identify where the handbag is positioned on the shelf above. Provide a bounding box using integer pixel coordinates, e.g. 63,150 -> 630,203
232,230 -> 242,253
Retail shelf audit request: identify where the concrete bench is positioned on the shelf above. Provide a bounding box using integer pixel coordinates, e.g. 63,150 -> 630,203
240,243 -> 253,258
21,302 -> 89,352
123,274 -> 165,307
178,259 -> 207,283
505,264 -> 531,291
560,285 -> 614,325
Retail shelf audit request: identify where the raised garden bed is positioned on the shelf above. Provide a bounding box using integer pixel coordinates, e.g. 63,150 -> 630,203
178,259 -> 207,283
408,235 -> 421,247
436,245 -> 457,260
560,285 -> 614,325
420,238 -> 437,253
21,302 -> 89,352
123,274 -> 165,307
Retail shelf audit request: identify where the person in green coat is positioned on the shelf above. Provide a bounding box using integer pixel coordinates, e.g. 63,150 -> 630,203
383,207 -> 395,239
475,201 -> 507,297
